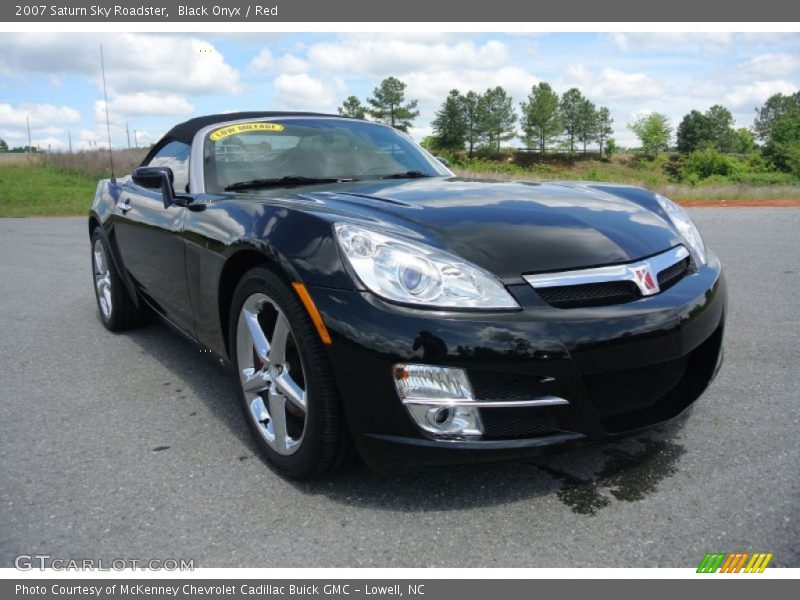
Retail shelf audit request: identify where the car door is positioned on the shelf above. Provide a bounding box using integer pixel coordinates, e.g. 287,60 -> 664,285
113,140 -> 195,334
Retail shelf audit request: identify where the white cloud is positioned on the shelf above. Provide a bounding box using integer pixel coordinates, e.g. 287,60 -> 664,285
272,74 -> 346,111
560,65 -> 665,101
249,48 -> 274,73
337,32 -> 476,43
609,32 -> 734,53
94,93 -> 194,120
725,80 -> 799,108
0,128 -> 24,142
34,136 -> 68,150
307,39 -> 510,76
0,33 -> 242,96
0,103 -> 81,128
251,49 -> 308,75
404,67 -> 539,106
72,124 -> 161,151
277,54 -> 309,74
740,53 -> 800,79
408,124 -> 433,141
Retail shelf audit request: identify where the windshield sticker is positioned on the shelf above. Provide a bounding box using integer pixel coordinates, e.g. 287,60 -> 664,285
209,122 -> 285,141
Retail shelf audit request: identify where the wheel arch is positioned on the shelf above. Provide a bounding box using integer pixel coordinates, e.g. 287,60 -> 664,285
218,248 -> 295,358
88,213 -> 101,235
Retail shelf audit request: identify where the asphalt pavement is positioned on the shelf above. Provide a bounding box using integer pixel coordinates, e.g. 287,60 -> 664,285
1,209 -> 798,567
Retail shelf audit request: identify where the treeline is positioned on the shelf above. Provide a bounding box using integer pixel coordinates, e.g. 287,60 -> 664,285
339,77 -> 800,180
0,140 -> 41,153
627,92 -> 800,179
431,84 -> 615,159
339,77 -> 616,160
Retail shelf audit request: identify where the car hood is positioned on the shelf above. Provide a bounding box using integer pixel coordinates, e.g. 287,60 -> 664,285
248,177 -> 682,283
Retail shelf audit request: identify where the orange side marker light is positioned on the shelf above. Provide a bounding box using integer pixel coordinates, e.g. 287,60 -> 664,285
292,282 -> 332,345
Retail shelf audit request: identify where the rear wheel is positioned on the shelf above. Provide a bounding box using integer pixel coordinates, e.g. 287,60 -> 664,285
229,267 -> 353,479
90,229 -> 145,331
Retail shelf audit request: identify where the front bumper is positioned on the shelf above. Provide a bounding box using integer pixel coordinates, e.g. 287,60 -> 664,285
311,251 -> 726,470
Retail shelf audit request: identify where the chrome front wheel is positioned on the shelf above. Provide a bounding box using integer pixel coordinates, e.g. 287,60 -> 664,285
235,292 -> 308,456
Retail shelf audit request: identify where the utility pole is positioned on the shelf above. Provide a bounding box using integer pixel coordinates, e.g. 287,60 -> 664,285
133,129 -> 138,148
26,116 -> 32,153
126,122 -> 131,148
68,131 -> 73,153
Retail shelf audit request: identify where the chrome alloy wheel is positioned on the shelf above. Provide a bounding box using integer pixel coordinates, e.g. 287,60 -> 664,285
236,293 -> 308,455
93,239 -> 112,319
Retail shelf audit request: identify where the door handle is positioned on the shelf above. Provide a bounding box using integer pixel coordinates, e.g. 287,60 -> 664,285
118,199 -> 133,213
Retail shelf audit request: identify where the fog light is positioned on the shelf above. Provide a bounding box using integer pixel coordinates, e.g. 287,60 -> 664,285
394,364 -> 483,437
405,403 -> 483,436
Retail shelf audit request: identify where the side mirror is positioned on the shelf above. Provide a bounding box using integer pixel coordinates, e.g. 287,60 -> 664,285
132,166 -> 176,209
435,156 -> 449,167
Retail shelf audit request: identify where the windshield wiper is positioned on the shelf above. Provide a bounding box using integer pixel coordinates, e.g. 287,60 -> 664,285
225,176 -> 354,191
377,171 -> 435,180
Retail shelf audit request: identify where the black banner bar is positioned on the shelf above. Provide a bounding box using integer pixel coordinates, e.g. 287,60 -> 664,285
2,0 -> 800,22
2,579 -> 795,600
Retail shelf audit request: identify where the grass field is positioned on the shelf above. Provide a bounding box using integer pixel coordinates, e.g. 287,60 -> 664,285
1,151 -> 799,217
0,162 -> 98,217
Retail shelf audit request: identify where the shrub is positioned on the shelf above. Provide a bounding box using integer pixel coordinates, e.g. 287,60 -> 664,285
681,149 -> 741,180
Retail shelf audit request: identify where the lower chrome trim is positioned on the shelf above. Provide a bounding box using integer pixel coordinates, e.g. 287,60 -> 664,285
523,245 -> 690,297
402,395 -> 569,408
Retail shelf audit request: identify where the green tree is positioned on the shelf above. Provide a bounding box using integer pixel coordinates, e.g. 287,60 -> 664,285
730,127 -> 757,154
367,77 -> 419,131
604,138 -> 619,157
338,96 -> 366,119
0,138 -> 8,152
520,82 -> 561,160
754,92 -> 800,141
676,105 -> 735,153
706,105 -> 735,152
463,91 -> 483,158
763,106 -> 800,172
419,136 -> 437,150
595,107 -> 614,158
628,113 -> 672,159
560,87 -> 585,155
576,98 -> 598,155
477,86 -> 516,158
431,90 -> 468,152
676,110 -> 712,153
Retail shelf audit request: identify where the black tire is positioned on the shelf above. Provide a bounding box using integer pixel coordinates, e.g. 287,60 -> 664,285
229,266 -> 354,479
90,229 -> 146,331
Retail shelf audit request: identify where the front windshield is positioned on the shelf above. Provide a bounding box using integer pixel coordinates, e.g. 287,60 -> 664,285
203,118 -> 449,192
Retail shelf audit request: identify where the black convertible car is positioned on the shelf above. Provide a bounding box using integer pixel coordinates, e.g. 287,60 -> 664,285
89,112 -> 726,478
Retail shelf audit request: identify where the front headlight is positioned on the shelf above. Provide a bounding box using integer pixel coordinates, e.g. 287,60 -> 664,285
334,223 -> 519,310
656,194 -> 707,265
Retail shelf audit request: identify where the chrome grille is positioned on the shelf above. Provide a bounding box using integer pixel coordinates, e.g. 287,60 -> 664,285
524,246 -> 690,308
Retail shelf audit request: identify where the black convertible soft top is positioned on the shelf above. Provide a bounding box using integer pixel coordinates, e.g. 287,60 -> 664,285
162,111 -> 342,145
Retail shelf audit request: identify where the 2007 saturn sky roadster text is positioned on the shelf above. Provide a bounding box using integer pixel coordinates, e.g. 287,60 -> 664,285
88,112 -> 726,479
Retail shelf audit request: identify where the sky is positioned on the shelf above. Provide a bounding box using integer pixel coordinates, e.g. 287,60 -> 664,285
1,31 -> 798,151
